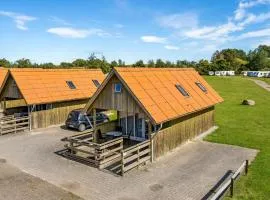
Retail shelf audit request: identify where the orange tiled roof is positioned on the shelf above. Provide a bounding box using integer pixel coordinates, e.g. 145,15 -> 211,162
9,68 -> 105,105
0,68 -> 8,87
114,67 -> 223,124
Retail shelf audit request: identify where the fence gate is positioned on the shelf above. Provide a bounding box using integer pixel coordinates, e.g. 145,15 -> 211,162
121,139 -> 151,176
0,115 -> 30,135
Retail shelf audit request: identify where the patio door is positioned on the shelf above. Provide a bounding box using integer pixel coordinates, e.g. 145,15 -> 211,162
119,114 -> 146,141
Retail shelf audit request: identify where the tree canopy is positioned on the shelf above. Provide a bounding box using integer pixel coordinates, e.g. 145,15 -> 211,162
1,45 -> 270,75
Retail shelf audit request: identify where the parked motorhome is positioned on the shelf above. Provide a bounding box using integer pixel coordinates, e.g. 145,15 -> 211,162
214,71 -> 235,76
257,71 -> 270,77
215,71 -> 221,76
241,71 -> 248,76
208,71 -> 214,76
0,68 -> 105,129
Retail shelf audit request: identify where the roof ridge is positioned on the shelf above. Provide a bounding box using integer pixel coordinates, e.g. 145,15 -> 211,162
114,67 -> 195,71
9,68 -> 102,72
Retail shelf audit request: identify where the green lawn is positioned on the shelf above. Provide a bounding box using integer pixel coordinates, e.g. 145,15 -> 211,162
204,76 -> 270,200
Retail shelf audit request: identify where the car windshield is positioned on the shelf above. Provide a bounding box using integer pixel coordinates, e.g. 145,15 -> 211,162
67,111 -> 80,121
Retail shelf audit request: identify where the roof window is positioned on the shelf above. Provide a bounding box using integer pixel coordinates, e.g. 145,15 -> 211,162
175,84 -> 189,97
92,80 -> 100,87
195,82 -> 207,92
66,81 -> 76,89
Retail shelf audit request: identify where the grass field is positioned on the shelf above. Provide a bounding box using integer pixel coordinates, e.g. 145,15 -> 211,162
204,76 -> 270,200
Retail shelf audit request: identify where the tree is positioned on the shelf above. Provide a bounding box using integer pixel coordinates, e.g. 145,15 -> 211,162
147,60 -> 155,68
72,59 -> 88,68
155,59 -> 165,68
211,48 -> 248,73
196,59 -> 211,75
59,62 -> 73,68
0,58 -> 11,68
247,45 -> 270,70
117,59 -> 125,66
39,62 -> 55,68
133,60 -> 145,68
14,58 -> 32,68
110,60 -> 118,69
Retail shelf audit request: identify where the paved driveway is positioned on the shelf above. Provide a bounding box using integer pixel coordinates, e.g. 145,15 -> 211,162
0,126 -> 258,200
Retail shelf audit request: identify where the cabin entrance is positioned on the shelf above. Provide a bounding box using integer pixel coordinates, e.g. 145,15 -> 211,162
119,114 -> 147,142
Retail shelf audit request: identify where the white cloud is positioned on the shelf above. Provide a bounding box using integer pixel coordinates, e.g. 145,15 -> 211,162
234,0 -> 270,20
140,35 -> 167,44
164,45 -> 179,50
158,13 -> 198,29
0,11 -> 36,30
184,22 -> 242,40
239,12 -> 270,26
47,27 -> 111,38
49,16 -> 72,26
237,28 -> 270,39
182,0 -> 270,41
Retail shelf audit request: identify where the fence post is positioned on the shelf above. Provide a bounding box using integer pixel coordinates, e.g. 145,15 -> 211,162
121,150 -> 124,176
230,177 -> 234,197
28,106 -> 32,131
14,119 -> 16,134
245,160 -> 249,175
150,133 -> 154,162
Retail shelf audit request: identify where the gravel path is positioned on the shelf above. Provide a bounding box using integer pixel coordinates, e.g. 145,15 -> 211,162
249,79 -> 270,91
0,126 -> 258,200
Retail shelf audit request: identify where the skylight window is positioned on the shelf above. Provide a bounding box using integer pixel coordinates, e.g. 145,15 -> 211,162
66,81 -> 76,89
195,82 -> 207,92
175,84 -> 189,97
114,83 -> 122,93
92,80 -> 100,87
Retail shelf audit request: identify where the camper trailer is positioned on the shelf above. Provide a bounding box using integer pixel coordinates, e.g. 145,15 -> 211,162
208,71 -> 214,76
215,71 -> 221,76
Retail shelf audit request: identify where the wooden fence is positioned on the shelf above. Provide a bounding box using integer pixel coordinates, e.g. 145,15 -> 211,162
153,107 -> 215,158
206,160 -> 249,200
62,131 -> 152,176
0,115 -> 30,135
121,139 -> 151,176
63,131 -> 123,169
31,100 -> 87,129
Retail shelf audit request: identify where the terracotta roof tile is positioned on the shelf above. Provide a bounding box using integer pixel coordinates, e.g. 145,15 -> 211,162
9,68 -> 105,105
115,67 -> 223,124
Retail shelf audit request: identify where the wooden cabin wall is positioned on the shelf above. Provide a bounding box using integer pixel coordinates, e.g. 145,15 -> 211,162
92,75 -> 145,117
153,106 -> 215,159
4,99 -> 27,109
1,77 -> 23,99
31,99 -> 88,129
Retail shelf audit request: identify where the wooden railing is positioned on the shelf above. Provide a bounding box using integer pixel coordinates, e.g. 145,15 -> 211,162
63,131 -> 123,169
206,160 -> 249,200
121,140 -> 151,176
0,115 -> 30,135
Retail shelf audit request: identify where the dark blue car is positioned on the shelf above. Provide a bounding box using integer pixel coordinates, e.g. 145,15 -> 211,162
65,109 -> 109,132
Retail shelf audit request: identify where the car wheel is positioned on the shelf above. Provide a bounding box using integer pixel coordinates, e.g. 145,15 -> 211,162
78,124 -> 86,132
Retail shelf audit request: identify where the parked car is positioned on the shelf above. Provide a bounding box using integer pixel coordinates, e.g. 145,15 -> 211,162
65,109 -> 109,132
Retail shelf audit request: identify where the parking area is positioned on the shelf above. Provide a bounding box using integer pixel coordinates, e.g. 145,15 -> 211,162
0,126 -> 258,200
